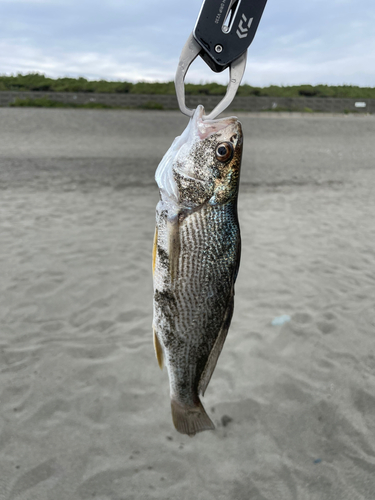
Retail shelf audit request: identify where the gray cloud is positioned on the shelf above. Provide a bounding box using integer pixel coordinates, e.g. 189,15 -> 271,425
0,0 -> 373,85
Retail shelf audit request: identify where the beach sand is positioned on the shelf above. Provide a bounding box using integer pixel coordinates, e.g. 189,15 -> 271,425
0,108 -> 375,499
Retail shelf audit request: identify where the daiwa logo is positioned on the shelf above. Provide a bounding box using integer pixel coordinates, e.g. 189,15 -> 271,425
236,14 -> 253,39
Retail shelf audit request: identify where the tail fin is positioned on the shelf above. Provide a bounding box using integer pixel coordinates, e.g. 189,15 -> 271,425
171,398 -> 215,437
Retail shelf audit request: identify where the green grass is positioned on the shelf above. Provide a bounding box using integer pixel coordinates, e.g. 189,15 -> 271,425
9,98 -> 366,114
138,100 -> 164,110
261,106 -> 317,113
1,73 -> 375,98
9,96 -> 166,110
9,97 -> 113,109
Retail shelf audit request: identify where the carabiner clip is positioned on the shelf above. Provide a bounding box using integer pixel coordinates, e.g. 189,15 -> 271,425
174,33 -> 247,121
174,0 -> 268,120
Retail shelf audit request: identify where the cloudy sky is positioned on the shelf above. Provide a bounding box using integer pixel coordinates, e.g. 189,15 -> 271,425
0,0 -> 374,86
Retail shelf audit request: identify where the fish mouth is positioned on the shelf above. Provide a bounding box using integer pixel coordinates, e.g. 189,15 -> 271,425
193,105 -> 239,140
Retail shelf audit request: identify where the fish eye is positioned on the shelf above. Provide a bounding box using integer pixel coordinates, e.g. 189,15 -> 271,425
215,142 -> 233,162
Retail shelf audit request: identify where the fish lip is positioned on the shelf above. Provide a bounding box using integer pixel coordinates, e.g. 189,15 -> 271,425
193,105 -> 239,140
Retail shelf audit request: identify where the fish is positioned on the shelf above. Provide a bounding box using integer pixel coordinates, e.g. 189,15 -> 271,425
152,105 -> 243,436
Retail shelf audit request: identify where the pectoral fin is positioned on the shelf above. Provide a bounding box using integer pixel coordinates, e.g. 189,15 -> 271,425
153,326 -> 164,370
152,227 -> 158,276
167,217 -> 180,282
198,293 -> 235,397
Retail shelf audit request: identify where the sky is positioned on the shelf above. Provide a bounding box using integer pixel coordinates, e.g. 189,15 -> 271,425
0,0 -> 374,86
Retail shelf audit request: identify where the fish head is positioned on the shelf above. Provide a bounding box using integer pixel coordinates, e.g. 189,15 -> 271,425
156,105 -> 243,209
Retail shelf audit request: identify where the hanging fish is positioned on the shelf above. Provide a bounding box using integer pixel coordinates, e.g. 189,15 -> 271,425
152,105 -> 243,436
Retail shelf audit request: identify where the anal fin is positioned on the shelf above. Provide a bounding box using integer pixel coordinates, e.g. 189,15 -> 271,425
153,326 -> 164,370
198,293 -> 235,397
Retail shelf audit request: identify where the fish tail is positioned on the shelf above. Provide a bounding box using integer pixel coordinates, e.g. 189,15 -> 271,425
171,397 -> 215,437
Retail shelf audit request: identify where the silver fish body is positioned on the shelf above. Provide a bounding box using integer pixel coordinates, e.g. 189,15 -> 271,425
152,106 -> 243,436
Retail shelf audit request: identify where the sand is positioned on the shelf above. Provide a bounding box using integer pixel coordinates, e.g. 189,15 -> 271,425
0,108 -> 375,500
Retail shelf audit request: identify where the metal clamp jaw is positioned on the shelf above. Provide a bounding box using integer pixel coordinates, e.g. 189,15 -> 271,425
175,0 -> 268,120
175,33 -> 247,121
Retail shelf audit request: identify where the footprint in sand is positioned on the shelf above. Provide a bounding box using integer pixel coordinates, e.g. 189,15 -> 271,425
8,459 -> 57,499
66,344 -> 117,360
352,386 -> 375,415
292,312 -> 313,324
317,312 -> 337,334
26,278 -> 64,296
288,312 -> 313,335
1,384 -> 30,412
24,399 -> 71,428
116,309 -> 144,323
77,468 -> 134,499
0,347 -> 42,374
317,322 -> 336,334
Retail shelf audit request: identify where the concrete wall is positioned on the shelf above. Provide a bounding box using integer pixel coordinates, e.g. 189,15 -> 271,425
0,91 -> 374,113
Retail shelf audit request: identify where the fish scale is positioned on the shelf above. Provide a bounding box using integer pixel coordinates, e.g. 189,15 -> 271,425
155,207 -> 238,399
175,205 -> 237,337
